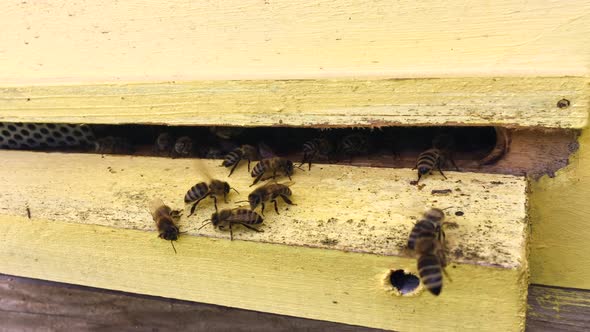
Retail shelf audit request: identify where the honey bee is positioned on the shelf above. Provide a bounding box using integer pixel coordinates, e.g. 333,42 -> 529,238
173,136 -> 193,157
185,179 -> 238,217
199,208 -> 263,240
338,133 -> 369,161
414,148 -> 447,183
222,144 -> 259,176
250,157 -> 295,186
149,198 -> 182,254
407,208 -> 449,296
153,132 -> 174,156
246,182 -> 295,215
300,138 -> 334,170
93,136 -> 133,154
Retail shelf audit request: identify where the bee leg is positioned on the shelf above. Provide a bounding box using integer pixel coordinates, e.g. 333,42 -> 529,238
187,198 -> 206,217
211,195 -> 219,212
251,173 -> 264,186
437,166 -> 448,179
239,223 -> 263,233
228,162 -> 240,177
247,159 -> 251,172
281,195 -> 296,206
271,199 -> 280,214
449,156 -> 460,172
229,223 -> 234,241
260,203 -> 265,216
223,193 -> 228,204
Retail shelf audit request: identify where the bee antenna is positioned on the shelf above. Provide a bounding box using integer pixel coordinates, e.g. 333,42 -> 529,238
442,206 -> 455,211
230,187 -> 240,194
198,221 -> 212,230
170,241 -> 177,254
295,164 -> 306,171
234,200 -> 249,204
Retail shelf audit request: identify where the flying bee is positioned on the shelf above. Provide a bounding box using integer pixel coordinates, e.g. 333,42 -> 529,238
245,182 -> 295,215
222,144 -> 259,176
407,208 -> 451,296
250,157 -> 296,186
149,198 -> 182,254
199,208 -> 263,241
153,132 -> 174,156
300,138 -> 335,170
93,136 -> 133,154
173,136 -> 193,158
338,133 -> 369,162
185,179 -> 239,217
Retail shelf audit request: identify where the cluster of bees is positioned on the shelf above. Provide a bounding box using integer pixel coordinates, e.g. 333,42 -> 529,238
140,130 -> 460,295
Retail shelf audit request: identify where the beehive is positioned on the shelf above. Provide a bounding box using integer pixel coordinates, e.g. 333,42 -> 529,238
1,1 -> 589,331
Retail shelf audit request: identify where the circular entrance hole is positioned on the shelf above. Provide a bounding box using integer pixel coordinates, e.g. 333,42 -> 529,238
389,269 -> 420,295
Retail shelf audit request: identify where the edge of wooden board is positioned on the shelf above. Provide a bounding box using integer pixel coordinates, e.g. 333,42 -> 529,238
0,216 -> 527,331
0,77 -> 588,128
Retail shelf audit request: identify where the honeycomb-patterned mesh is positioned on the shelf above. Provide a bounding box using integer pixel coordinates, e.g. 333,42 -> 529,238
0,123 -> 95,149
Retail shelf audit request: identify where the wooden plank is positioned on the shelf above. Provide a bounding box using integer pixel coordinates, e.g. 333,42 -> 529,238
527,285 -> 590,332
530,128 -> 590,289
0,274 -> 380,331
0,77 -> 588,129
1,1 -> 589,85
0,150 -> 528,267
0,276 -> 584,332
0,151 -> 529,331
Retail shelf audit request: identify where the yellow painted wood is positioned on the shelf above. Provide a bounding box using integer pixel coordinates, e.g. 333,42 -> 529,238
0,151 -> 529,330
530,128 -> 590,289
0,150 -> 528,267
1,1 -> 589,85
1,77 -> 588,128
0,217 -> 527,332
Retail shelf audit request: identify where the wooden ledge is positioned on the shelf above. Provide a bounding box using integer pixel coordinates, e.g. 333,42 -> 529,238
0,151 -> 529,330
0,77 -> 588,129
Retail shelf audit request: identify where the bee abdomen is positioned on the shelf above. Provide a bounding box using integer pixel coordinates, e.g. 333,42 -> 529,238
223,149 -> 243,167
417,149 -> 440,169
184,182 -> 209,203
303,140 -> 319,154
418,254 -> 443,295
251,161 -> 266,177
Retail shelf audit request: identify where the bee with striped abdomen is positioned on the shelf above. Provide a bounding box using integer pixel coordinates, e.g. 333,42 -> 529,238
149,198 -> 182,254
172,136 -> 193,158
250,157 -> 295,186
199,208 -> 264,240
414,148 -> 447,183
153,132 -> 174,156
185,179 -> 238,217
247,182 -> 295,215
338,133 -> 369,162
222,144 -> 258,176
300,138 -> 334,170
408,208 -> 449,296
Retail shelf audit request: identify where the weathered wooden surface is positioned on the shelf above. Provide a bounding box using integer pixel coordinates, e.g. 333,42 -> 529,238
527,285 -> 590,332
0,150 -> 528,267
0,151 -> 529,331
0,78 -> 588,128
0,275 -> 587,331
530,128 -> 590,289
1,1 -> 589,85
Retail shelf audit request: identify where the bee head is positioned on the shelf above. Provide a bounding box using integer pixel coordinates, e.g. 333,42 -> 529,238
210,212 -> 220,227
418,166 -> 430,175
223,182 -> 231,194
248,192 -> 261,210
424,208 -> 445,222
159,223 -> 179,241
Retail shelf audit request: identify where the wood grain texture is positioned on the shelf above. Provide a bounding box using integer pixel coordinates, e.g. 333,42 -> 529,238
1,1 -> 589,85
0,276 -> 583,332
0,218 -> 527,331
0,77 -> 588,129
0,274 -> 381,332
530,128 -> 590,289
0,150 -> 528,268
527,285 -> 590,332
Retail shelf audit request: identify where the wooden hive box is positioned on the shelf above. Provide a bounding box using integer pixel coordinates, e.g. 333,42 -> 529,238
1,1 -> 590,331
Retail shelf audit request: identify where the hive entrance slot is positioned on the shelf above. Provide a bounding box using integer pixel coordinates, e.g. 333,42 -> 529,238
389,269 -> 420,295
0,123 -> 579,178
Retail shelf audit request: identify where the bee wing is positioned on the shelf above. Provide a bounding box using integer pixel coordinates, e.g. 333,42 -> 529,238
278,181 -> 296,187
257,142 -> 276,159
148,198 -> 166,217
194,159 -> 212,182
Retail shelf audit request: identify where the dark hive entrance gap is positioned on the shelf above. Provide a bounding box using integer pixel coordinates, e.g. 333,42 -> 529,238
389,269 -> 420,295
0,123 -> 579,177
